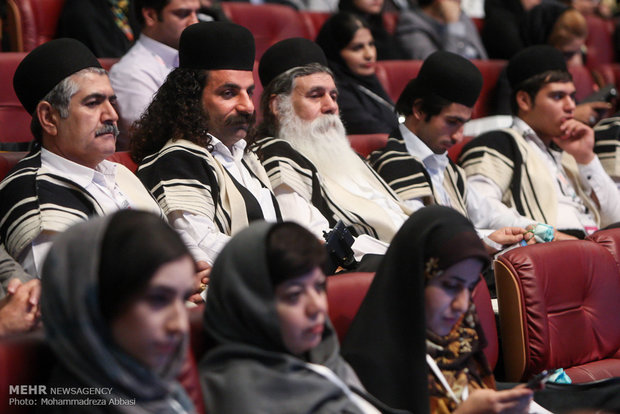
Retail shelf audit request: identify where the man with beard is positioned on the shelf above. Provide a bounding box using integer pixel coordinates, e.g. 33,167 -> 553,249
459,45 -> 620,238
253,38 -> 412,243
0,39 -> 162,282
133,23 -> 348,266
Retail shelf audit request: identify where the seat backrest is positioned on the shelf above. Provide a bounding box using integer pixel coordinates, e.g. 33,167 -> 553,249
494,240 -> 620,382
0,151 -> 27,181
220,3 -> 308,60
0,52 -> 31,144
106,151 -> 137,173
0,328 -> 207,414
348,133 -> 388,157
585,14 -> 615,70
7,0 -> 65,52
326,272 -> 375,343
375,60 -> 423,104
472,59 -> 507,119
471,276 -> 498,371
382,12 -> 398,35
299,11 -> 330,41
586,227 -> 620,273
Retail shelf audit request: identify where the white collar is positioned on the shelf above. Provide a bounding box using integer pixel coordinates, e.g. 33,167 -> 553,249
41,148 -> 117,189
209,134 -> 247,161
399,123 -> 450,172
137,34 -> 179,68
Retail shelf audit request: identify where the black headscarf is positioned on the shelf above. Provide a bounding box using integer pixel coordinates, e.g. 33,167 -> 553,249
342,206 -> 491,413
520,2 -> 570,47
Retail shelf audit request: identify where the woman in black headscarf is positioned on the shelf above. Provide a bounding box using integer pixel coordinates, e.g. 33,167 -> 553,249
339,0 -> 405,60
316,12 -> 399,135
199,221 -> 407,413
341,206 -> 534,414
41,210 -> 197,413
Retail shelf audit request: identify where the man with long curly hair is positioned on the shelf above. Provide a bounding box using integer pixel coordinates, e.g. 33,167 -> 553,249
132,22 -> 335,267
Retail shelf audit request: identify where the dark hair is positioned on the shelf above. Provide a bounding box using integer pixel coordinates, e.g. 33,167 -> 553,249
130,67 -> 211,163
417,0 -> 434,7
134,0 -> 171,27
266,222 -> 326,287
316,12 -> 370,64
98,210 -> 192,321
510,69 -> 573,115
395,82 -> 452,119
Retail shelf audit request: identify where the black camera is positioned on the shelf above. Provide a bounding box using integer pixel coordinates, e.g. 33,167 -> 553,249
323,221 -> 357,275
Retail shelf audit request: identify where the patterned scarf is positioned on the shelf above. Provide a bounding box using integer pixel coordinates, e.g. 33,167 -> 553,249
109,0 -> 134,42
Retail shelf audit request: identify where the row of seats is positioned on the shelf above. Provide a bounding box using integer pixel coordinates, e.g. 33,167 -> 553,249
4,228 -> 620,413
3,0 -> 616,66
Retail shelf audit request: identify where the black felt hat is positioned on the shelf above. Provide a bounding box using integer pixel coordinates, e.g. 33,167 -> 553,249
13,38 -> 101,115
258,38 -> 328,87
398,51 -> 483,109
179,22 -> 255,71
507,45 -> 567,89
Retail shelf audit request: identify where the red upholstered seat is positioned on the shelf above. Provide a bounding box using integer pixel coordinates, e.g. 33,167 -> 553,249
299,11 -> 330,41
326,271 -> 499,370
569,65 -> 596,103
220,3 -> 308,60
0,52 -> 32,144
473,59 -> 507,118
382,12 -> 398,35
586,227 -> 620,273
0,151 -> 27,181
106,151 -> 137,173
584,14 -> 616,70
494,240 -> 620,383
5,0 -> 65,52
0,328 -> 208,414
348,133 -> 388,157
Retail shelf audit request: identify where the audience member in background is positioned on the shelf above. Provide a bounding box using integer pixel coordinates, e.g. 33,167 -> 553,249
132,22 -> 286,266
368,51 -> 539,254
493,3 -> 612,125
199,220 -> 411,413
395,0 -> 488,60
41,210 -> 196,412
0,39 -> 162,279
109,0 -> 200,149
341,206 -> 535,414
254,39 -> 412,244
481,0 -> 540,60
0,247 -> 40,337
339,0 -> 406,60
56,0 -> 139,58
196,0 -> 228,21
316,12 -> 399,135
460,46 -> 620,239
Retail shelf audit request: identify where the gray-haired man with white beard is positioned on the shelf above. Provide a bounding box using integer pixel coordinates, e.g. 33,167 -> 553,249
252,39 -> 411,244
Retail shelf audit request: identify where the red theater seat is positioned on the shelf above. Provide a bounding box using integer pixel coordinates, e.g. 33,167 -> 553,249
5,0 -> 65,52
494,240 -> 620,383
348,133 -> 388,157
569,65 -> 596,103
585,14 -> 615,70
473,59 -> 507,118
220,3 -> 308,60
0,151 -> 27,181
299,11 -> 330,40
326,271 -> 499,370
106,151 -> 137,173
0,52 -> 31,145
0,328 -> 207,414
586,227 -> 620,273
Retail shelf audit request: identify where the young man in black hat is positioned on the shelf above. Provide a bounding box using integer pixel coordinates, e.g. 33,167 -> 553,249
132,24 -> 340,266
369,51 -> 534,253
253,38 -> 410,245
459,45 -> 620,238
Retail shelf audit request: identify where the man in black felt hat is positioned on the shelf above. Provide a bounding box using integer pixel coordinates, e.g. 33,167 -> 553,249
459,45 -> 620,239
252,38 -> 412,245
368,51 -> 535,253
132,23 -> 339,267
0,38 -> 162,280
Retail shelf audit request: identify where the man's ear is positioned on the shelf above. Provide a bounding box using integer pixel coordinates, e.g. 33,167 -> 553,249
36,101 -> 59,137
516,90 -> 533,113
142,8 -> 159,28
411,99 -> 426,121
269,94 -> 280,118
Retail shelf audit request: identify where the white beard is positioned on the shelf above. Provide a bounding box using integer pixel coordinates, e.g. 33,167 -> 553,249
276,96 -> 372,186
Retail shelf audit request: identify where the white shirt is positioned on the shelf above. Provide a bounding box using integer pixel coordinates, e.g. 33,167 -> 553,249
170,137 -> 279,265
109,34 -> 179,146
22,149 -> 134,276
468,118 -> 620,232
399,123 -> 534,232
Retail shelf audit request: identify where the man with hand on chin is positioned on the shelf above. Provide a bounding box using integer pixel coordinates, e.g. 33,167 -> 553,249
459,45 -> 620,239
